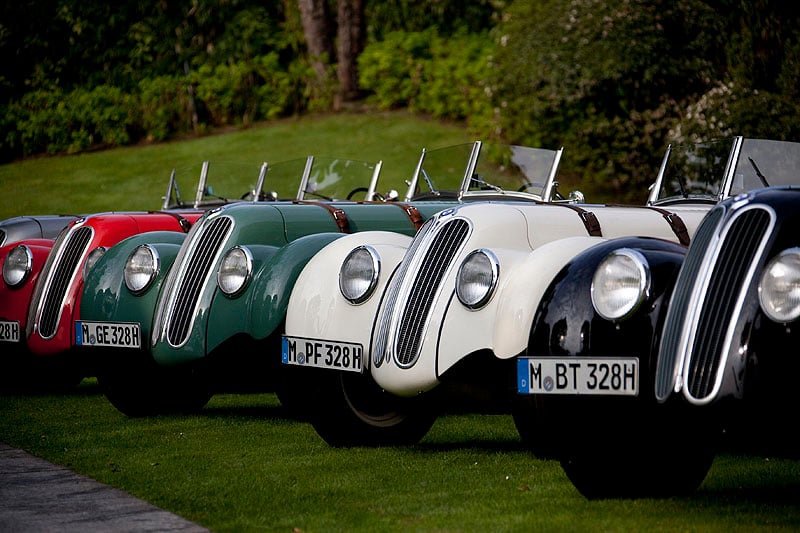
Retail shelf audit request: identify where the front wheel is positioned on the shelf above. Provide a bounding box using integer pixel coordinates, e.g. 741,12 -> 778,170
561,445 -> 715,499
558,408 -> 719,499
309,370 -> 439,447
99,354 -> 212,417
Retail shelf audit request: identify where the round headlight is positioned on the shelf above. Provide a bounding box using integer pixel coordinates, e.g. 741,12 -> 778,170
591,249 -> 650,321
83,246 -> 107,280
217,245 -> 253,296
339,246 -> 380,304
759,248 -> 800,323
124,245 -> 159,294
3,245 -> 33,287
456,249 -> 499,309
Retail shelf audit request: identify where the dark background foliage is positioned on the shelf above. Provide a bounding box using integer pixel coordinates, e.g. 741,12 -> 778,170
1,0 -> 798,202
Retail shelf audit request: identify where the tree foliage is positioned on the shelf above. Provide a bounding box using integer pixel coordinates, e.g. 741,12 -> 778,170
1,0 -> 799,194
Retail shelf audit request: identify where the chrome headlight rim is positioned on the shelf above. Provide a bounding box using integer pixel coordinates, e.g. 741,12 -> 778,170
591,248 -> 651,321
3,245 -> 33,288
339,245 -> 381,305
82,246 -> 107,281
124,244 -> 160,295
217,245 -> 254,297
455,248 -> 500,310
758,247 -> 800,323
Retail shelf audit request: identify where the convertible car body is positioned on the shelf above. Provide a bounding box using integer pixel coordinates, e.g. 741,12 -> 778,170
281,137 -> 763,448
0,160 -> 278,385
77,142 -> 570,416
513,137 -> 800,498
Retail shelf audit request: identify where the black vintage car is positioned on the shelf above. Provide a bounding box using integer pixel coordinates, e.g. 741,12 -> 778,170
514,137 -> 800,498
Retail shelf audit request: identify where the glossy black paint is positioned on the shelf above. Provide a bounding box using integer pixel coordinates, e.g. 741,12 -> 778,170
667,188 -> 800,453
527,236 -> 687,395
514,237 -> 690,460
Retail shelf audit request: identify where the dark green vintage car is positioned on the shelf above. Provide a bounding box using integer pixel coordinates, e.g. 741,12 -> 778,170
79,142 -> 568,415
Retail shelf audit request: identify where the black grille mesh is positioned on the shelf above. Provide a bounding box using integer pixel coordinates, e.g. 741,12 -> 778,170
373,220 -> 436,366
37,226 -> 92,338
394,218 -> 469,367
685,208 -> 770,399
655,206 -> 771,401
655,207 -> 723,398
165,216 -> 232,346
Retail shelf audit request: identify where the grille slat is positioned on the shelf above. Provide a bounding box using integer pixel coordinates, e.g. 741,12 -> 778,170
685,209 -> 770,399
656,208 -> 724,398
164,216 -> 232,347
392,218 -> 469,367
372,221 -> 436,366
36,226 -> 92,338
656,206 -> 771,402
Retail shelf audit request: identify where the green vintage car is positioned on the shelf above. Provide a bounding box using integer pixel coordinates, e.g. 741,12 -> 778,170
79,143 -> 569,416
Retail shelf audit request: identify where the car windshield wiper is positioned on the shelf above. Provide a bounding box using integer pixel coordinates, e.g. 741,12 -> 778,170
748,157 -> 770,187
470,174 -> 503,192
421,168 -> 436,192
672,173 -> 689,198
303,189 -> 335,201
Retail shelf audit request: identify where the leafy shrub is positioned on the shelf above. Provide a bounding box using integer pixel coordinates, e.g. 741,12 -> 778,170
4,86 -> 136,156
138,76 -> 199,141
193,53 -> 298,126
358,30 -> 494,127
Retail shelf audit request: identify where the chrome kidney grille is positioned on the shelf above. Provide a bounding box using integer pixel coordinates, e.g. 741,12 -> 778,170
29,225 -> 93,339
160,215 -> 233,348
373,216 -> 470,369
656,205 -> 774,404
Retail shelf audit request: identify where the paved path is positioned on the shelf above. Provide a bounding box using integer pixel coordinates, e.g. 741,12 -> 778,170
0,443 -> 210,532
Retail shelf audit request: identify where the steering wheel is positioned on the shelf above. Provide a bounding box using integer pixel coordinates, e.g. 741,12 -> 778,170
347,187 -> 370,201
517,182 -> 545,193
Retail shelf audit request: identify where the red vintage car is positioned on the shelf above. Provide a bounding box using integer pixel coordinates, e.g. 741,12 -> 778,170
0,159 -> 284,387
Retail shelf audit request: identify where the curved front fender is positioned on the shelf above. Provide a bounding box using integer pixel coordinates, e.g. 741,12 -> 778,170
526,237 -> 687,393
285,231 -> 412,350
206,232 -> 350,354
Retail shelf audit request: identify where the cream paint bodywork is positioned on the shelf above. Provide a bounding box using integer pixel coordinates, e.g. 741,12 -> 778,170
285,202 -> 712,397
285,231 -> 412,349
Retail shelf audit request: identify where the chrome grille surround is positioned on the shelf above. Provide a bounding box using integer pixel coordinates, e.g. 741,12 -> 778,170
372,213 -> 471,369
655,204 -> 775,405
154,213 -> 234,348
27,223 -> 94,339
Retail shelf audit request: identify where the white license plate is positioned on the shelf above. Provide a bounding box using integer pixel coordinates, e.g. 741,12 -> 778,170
0,320 -> 20,342
517,357 -> 638,396
75,321 -> 141,348
282,336 -> 364,373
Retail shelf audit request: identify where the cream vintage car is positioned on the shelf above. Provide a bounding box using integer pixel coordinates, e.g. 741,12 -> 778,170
281,139 -> 736,447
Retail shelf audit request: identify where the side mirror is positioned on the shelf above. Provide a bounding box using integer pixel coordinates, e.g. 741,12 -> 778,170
568,190 -> 585,204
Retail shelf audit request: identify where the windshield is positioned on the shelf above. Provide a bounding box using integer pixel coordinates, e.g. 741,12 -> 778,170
162,159 -> 294,209
729,138 -> 800,195
405,142 -> 563,201
295,157 -> 381,202
472,144 -> 562,197
653,138 -> 733,204
651,137 -> 800,205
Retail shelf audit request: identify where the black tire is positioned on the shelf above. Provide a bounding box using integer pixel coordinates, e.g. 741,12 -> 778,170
560,445 -> 715,500
558,409 -> 719,499
511,395 -> 565,459
99,355 -> 212,417
308,370 -> 438,447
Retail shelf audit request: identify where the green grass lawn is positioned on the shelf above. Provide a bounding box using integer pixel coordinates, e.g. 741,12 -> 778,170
1,381 -> 799,532
0,111 -> 473,221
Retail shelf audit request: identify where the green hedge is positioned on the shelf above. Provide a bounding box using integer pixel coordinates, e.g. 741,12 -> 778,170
358,30 -> 494,127
1,54 -> 309,158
